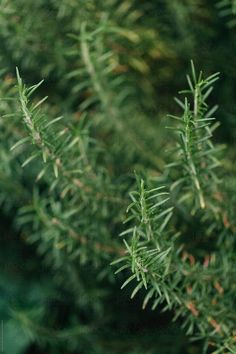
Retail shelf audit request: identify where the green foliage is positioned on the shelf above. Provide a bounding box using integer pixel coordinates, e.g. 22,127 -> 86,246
217,0 -> 236,27
0,1 -> 236,354
167,63 -> 222,217
114,66 -> 236,353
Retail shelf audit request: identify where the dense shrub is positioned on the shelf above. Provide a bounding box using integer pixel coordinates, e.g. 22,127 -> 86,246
0,1 -> 236,353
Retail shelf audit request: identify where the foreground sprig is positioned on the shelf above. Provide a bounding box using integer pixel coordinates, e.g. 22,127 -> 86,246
167,62 -> 223,219
114,65 -> 236,354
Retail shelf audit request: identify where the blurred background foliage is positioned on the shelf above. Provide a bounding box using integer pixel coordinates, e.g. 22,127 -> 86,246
0,0 -> 235,353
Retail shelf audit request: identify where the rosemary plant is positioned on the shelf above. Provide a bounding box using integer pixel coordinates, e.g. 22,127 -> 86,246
0,1 -> 236,354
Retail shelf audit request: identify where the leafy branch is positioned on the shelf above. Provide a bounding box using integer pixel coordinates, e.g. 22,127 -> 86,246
113,64 -> 236,354
167,61 -> 223,217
